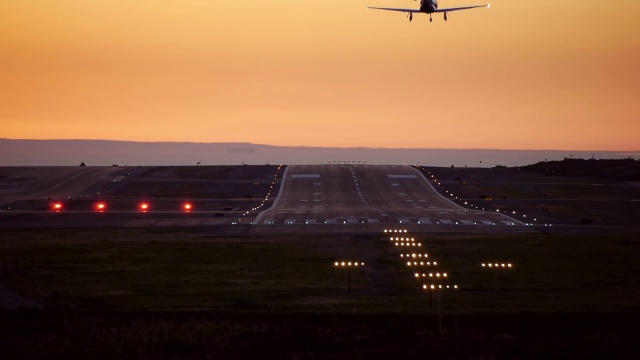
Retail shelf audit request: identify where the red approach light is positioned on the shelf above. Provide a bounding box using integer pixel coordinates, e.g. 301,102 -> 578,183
139,202 -> 149,212
183,203 -> 192,212
96,202 -> 106,212
52,202 -> 63,211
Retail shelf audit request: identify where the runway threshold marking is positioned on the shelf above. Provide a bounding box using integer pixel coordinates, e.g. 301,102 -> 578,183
291,174 -> 320,178
388,175 -> 418,179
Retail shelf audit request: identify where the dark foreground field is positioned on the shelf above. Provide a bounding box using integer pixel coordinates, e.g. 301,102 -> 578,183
1,228 -> 639,358
3,310 -> 638,359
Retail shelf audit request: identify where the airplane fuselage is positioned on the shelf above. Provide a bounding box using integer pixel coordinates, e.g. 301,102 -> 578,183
420,0 -> 438,13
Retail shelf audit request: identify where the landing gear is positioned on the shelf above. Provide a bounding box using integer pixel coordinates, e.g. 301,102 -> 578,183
408,13 -> 413,22
444,12 -> 448,21
429,14 -> 432,22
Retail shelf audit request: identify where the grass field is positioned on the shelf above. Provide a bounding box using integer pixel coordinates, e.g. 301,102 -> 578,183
2,229 -> 639,314
2,229 -> 639,358
416,165 -> 640,226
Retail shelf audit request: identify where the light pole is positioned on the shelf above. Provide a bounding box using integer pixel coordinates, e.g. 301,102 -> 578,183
423,284 -> 458,333
481,262 -> 513,291
415,271 -> 447,306
334,261 -> 365,291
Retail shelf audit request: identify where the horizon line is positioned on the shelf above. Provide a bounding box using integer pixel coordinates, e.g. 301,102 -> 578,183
2,138 -> 638,154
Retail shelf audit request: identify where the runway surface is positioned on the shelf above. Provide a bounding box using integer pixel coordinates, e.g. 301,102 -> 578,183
250,165 -> 525,234
0,165 -> 527,233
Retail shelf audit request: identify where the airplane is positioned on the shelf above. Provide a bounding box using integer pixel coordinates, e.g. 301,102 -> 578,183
367,0 -> 490,22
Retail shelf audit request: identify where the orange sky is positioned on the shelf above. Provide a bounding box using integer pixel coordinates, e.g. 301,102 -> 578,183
1,0 -> 639,150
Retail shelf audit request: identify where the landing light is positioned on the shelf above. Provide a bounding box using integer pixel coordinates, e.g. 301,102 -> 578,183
140,203 -> 149,211
183,203 -> 192,212
96,202 -> 106,211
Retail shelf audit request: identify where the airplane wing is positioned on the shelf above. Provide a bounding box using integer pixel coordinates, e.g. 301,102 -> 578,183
367,7 -> 422,13
433,4 -> 490,13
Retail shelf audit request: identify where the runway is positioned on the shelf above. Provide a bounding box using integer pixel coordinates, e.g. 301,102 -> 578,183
250,165 -> 525,233
0,165 -> 527,233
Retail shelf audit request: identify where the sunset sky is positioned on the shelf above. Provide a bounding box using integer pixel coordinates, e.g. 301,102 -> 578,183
1,0 -> 639,150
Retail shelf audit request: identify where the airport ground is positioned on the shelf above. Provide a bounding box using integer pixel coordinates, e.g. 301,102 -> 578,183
1,163 -> 639,358
1,229 -> 639,359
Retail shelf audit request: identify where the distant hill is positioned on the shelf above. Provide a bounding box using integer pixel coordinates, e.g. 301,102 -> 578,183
0,138 -> 637,167
517,158 -> 640,181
